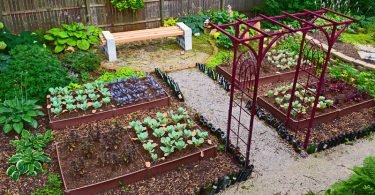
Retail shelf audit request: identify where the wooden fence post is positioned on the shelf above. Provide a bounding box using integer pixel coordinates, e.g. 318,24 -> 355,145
84,0 -> 91,24
160,0 -> 164,26
220,0 -> 225,10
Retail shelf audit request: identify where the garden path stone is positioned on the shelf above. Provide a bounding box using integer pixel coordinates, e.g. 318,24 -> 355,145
168,68 -> 375,195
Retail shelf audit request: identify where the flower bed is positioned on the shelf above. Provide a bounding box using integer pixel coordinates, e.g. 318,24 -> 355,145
258,78 -> 375,130
55,107 -> 217,194
47,77 -> 170,129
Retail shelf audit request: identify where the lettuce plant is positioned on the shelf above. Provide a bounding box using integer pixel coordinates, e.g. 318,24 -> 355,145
143,141 -> 157,153
191,137 -> 204,147
129,120 -> 141,128
160,146 -> 175,157
161,137 -> 174,147
175,140 -> 187,150
195,129 -> 208,139
168,130 -> 182,141
175,123 -> 186,131
183,130 -> 192,138
137,132 -> 148,143
134,125 -> 145,134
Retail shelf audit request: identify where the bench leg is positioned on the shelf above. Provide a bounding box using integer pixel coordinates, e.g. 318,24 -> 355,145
102,31 -> 117,62
176,22 -> 192,51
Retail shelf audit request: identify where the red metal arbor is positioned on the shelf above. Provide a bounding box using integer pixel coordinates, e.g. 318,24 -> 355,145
210,8 -> 356,166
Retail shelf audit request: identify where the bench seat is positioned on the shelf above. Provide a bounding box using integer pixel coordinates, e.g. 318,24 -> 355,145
101,23 -> 192,61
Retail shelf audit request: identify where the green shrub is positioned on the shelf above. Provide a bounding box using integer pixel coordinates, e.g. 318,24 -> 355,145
111,0 -> 144,11
206,51 -> 233,68
6,130 -> 54,181
204,10 -> 247,25
163,17 -> 179,27
0,45 -> 70,102
97,67 -> 144,82
216,27 -> 235,48
31,174 -> 63,195
0,96 -> 44,134
326,156 -> 375,195
44,22 -> 102,53
0,22 -> 44,55
178,15 -> 209,34
0,53 -> 10,72
61,50 -> 101,73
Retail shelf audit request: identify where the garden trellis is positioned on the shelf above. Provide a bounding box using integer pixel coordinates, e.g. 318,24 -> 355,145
210,8 -> 356,166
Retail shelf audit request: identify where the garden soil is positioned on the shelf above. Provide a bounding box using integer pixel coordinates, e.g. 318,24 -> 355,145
169,68 -> 375,195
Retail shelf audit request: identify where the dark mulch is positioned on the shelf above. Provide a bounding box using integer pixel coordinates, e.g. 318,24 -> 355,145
309,31 -> 375,65
0,74 -> 241,194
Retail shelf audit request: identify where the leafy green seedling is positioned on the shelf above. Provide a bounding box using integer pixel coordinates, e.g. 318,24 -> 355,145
137,132 -> 148,143
143,141 -> 157,153
175,123 -> 186,131
160,146 -> 175,157
129,121 -> 141,128
195,129 -> 208,139
92,101 -> 102,109
153,128 -> 165,138
161,137 -> 174,146
134,125 -> 145,134
175,140 -> 187,150
151,153 -> 158,161
66,104 -> 76,112
168,131 -> 182,141
166,125 -> 176,134
191,137 -> 204,147
184,129 -> 192,138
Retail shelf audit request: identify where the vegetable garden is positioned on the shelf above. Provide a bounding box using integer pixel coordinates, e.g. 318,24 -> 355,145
0,1 -> 374,194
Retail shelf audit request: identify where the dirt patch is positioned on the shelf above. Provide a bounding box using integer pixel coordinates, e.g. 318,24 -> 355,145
101,38 -> 213,72
309,31 -> 375,65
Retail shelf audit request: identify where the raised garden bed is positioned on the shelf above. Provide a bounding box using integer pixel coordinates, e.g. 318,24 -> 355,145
55,107 -> 218,195
258,78 -> 375,130
47,77 -> 170,129
216,63 -> 311,87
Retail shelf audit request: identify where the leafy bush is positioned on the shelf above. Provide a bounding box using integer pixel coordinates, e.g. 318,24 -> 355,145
163,17 -> 179,27
329,64 -> 375,97
0,96 -> 44,134
0,53 -> 10,72
206,51 -> 233,68
97,67 -> 144,83
216,27 -> 235,48
178,15 -> 208,34
44,22 -> 102,53
111,0 -> 144,11
0,45 -> 70,102
0,22 -> 44,55
252,0 -> 316,16
326,156 -> 375,195
6,130 -> 54,181
61,50 -> 101,73
31,174 -> 63,195
204,10 -> 247,25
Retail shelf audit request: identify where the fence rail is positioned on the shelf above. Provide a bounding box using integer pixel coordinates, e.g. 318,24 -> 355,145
0,0 -> 257,33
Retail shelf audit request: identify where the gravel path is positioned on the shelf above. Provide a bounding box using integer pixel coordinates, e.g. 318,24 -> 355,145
169,68 -> 375,195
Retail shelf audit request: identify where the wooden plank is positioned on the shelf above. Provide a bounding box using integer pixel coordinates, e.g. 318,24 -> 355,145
113,26 -> 180,35
114,29 -> 183,40
115,30 -> 183,43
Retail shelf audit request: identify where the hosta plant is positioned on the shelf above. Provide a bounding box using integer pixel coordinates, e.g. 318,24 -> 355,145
44,22 -> 102,53
0,97 -> 44,134
6,148 -> 51,181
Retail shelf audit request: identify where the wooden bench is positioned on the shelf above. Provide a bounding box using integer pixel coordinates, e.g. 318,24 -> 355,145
101,22 -> 192,61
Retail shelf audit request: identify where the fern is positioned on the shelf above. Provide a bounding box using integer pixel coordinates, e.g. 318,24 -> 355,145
326,156 -> 375,195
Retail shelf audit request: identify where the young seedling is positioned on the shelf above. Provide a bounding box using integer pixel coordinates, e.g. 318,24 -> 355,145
143,141 -> 157,153
175,123 -> 186,131
191,137 -> 204,147
151,153 -> 158,161
195,129 -> 208,139
137,132 -> 148,143
152,128 -> 165,138
161,137 -> 174,147
101,97 -> 111,104
134,125 -> 145,134
92,101 -> 102,109
187,120 -> 194,128
66,104 -> 76,112
129,121 -> 142,128
175,140 -> 187,150
168,130 -> 182,141
160,146 -> 175,157
51,107 -> 62,115
184,129 -> 192,138
166,125 -> 176,134
275,97 -> 283,104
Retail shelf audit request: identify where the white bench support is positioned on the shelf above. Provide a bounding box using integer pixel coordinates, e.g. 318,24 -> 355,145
176,22 -> 192,51
102,31 -> 117,62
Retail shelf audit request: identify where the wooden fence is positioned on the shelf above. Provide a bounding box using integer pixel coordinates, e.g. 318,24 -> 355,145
0,0 -> 259,33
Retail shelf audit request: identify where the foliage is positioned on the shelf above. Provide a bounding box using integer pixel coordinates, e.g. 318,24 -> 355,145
216,27 -> 235,48
178,15 -> 208,34
0,22 -> 44,55
48,80 -> 111,116
129,107 -> 208,161
97,67 -> 144,83
0,45 -> 70,103
44,22 -> 101,53
111,0 -> 144,11
206,51 -> 233,68
10,130 -> 54,152
0,53 -> 10,73
61,50 -> 101,73
0,96 -> 44,134
252,0 -> 316,16
31,174 -> 63,195
6,130 -> 54,181
163,17 -> 179,27
326,156 -> 375,195
329,64 -> 375,97
204,9 -> 247,25
339,33 -> 375,46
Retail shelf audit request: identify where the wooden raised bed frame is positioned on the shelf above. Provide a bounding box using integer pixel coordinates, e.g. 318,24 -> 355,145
216,65 -> 312,86
258,97 -> 375,130
55,143 -> 217,195
48,95 -> 170,130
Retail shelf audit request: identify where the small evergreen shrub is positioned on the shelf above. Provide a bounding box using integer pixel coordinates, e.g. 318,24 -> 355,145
0,45 -> 70,102
61,50 -> 101,73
